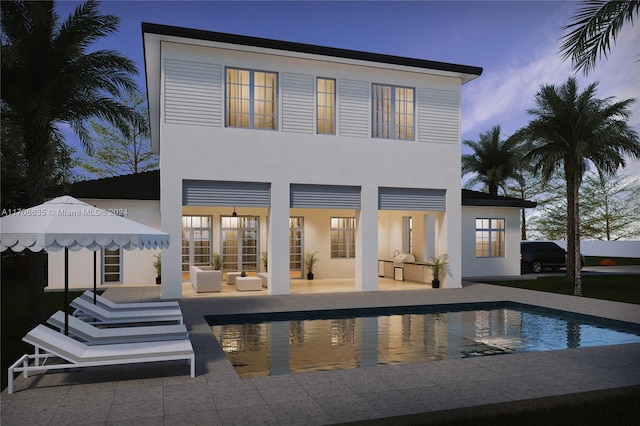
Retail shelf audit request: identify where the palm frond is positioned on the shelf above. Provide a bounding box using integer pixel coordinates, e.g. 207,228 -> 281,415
560,0 -> 640,75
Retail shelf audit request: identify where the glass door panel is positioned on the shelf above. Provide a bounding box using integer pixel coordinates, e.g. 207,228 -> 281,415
222,216 -> 259,272
290,217 -> 303,278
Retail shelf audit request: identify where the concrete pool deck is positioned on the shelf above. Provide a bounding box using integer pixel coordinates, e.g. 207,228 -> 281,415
2,281 -> 640,425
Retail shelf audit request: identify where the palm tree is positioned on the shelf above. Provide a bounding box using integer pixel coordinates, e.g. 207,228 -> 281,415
513,77 -> 639,295
1,0 -> 139,326
462,125 -> 522,196
560,0 -> 640,75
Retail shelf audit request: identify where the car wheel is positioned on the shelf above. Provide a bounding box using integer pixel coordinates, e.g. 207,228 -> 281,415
532,261 -> 542,273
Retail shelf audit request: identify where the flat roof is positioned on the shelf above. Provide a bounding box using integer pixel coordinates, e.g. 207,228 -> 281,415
141,22 -> 483,78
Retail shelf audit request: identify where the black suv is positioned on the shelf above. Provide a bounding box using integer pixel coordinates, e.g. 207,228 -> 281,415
520,241 -> 583,273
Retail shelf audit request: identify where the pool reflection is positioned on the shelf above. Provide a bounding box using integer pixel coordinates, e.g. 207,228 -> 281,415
211,309 -> 640,378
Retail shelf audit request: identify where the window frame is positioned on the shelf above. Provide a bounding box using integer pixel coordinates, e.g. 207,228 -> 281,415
101,248 -> 122,284
371,83 -> 415,140
225,67 -> 279,130
475,218 -> 505,258
316,77 -> 336,135
331,217 -> 356,259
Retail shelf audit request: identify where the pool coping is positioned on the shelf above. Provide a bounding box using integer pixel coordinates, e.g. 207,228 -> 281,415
3,282 -> 640,425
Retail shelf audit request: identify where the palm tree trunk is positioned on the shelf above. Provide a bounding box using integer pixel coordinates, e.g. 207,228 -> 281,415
24,125 -> 50,327
566,173 -> 576,285
521,208 -> 527,240
565,166 -> 582,296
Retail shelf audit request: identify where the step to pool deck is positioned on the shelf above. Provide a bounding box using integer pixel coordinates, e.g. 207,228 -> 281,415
2,282 -> 639,425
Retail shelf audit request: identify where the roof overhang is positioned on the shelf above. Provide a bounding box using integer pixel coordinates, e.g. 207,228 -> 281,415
462,189 -> 537,209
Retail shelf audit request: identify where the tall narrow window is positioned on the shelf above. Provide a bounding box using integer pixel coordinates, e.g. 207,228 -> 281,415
372,84 -> 414,140
182,216 -> 213,279
102,248 -> 121,284
475,218 -> 505,257
226,68 -> 277,129
331,217 -> 356,258
221,216 -> 259,271
402,216 -> 413,254
317,78 -> 336,134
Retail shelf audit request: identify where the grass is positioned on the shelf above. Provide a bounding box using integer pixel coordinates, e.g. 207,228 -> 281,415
484,274 -> 640,305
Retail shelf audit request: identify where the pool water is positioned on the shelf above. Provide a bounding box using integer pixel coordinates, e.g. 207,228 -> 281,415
208,303 -> 640,378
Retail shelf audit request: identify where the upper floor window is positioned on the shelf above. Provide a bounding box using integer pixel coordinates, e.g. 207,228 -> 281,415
226,68 -> 278,130
372,84 -> 414,140
331,217 -> 356,259
317,78 -> 336,134
475,218 -> 505,257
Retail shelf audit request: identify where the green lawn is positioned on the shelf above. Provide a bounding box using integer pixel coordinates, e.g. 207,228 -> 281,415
484,274 -> 640,305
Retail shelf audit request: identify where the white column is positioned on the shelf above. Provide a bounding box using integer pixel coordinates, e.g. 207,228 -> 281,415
423,214 -> 435,261
160,176 -> 183,299
356,184 -> 378,291
268,181 -> 290,295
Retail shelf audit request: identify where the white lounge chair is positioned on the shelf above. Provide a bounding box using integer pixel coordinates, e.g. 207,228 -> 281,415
8,324 -> 195,394
80,290 -> 180,310
70,297 -> 183,325
47,311 -> 189,344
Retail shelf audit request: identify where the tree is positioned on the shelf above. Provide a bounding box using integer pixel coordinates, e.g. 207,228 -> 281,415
580,169 -> 640,240
461,125 -> 522,196
1,0 -> 139,326
560,0 -> 640,75
78,94 -> 158,178
506,166 -> 562,240
514,77 -> 640,296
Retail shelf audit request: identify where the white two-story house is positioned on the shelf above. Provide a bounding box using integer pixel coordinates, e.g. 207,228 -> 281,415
141,22 -> 483,299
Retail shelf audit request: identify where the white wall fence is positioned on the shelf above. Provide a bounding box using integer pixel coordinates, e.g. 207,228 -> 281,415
549,240 -> 640,258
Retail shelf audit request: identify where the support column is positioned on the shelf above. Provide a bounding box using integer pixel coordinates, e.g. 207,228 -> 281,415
423,214 -> 435,261
268,181 -> 290,295
160,176 -> 183,299
356,184 -> 378,291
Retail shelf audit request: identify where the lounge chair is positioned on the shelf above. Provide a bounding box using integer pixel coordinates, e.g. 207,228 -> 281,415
47,311 -> 189,344
70,297 -> 183,325
80,290 -> 180,310
8,324 -> 195,394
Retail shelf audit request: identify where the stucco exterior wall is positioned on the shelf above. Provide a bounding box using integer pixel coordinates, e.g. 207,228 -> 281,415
461,206 -> 522,277
146,35 -> 472,297
47,199 -> 162,289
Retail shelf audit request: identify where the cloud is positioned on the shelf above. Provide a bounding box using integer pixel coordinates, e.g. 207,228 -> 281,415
462,20 -> 639,137
461,22 -> 640,178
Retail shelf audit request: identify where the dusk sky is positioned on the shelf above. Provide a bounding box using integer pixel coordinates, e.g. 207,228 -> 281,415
56,0 -> 640,181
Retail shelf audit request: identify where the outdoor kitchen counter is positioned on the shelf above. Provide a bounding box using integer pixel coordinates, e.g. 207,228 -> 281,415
378,259 -> 432,283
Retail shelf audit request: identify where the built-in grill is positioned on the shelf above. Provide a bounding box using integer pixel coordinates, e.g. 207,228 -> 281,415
393,253 -> 415,281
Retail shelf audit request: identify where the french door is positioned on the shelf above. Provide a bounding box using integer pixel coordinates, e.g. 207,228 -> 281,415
221,216 -> 259,272
290,217 -> 304,278
182,216 -> 213,280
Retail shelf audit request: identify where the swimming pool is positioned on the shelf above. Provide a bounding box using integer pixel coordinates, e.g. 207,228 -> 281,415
207,302 -> 640,378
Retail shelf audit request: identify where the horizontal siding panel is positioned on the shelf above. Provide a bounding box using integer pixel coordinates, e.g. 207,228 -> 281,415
282,73 -> 314,134
379,187 -> 446,211
183,180 -> 271,207
339,79 -> 369,138
417,88 -> 459,144
290,184 -> 361,209
164,59 -> 221,127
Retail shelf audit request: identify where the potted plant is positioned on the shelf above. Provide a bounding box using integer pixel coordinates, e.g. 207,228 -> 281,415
429,254 -> 447,288
304,251 -> 319,280
153,253 -> 162,284
240,271 -> 247,278
212,252 -> 222,270
261,251 -> 268,272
